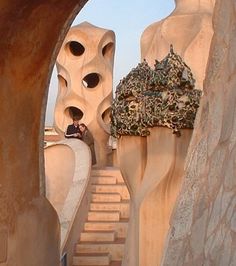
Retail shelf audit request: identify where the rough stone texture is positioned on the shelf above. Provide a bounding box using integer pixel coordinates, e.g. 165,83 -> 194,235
55,22 -> 115,167
141,0 -> 215,91
161,0 -> 236,265
111,49 -> 201,138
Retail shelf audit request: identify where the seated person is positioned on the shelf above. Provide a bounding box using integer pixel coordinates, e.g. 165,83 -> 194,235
79,123 -> 97,165
65,116 -> 81,139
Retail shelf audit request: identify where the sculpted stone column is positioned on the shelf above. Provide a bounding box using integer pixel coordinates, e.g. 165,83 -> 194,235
54,22 -> 115,167
141,0 -> 215,90
112,51 -> 201,266
119,128 -> 192,266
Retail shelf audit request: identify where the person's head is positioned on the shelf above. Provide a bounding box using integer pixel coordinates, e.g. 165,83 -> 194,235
79,123 -> 87,132
73,116 -> 80,126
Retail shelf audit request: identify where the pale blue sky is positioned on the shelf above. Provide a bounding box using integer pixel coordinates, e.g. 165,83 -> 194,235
45,0 -> 175,125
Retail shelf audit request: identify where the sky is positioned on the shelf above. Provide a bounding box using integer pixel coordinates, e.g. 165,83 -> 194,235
45,0 -> 175,126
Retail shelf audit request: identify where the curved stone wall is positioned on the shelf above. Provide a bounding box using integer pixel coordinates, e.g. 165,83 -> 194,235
0,1 -> 87,265
44,139 -> 91,248
162,0 -> 236,265
45,144 -> 75,214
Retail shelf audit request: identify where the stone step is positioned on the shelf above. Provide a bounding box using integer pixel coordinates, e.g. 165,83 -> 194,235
84,221 -> 128,238
92,193 -> 121,203
80,231 -> 116,242
91,185 -> 130,200
88,211 -> 120,222
91,168 -> 124,184
73,168 -> 128,266
90,202 -> 129,219
76,239 -> 125,261
109,261 -> 122,266
91,176 -> 117,185
73,253 -> 111,266
75,261 -> 121,266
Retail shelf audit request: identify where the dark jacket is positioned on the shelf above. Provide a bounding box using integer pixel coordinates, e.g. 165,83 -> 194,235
65,124 -> 81,139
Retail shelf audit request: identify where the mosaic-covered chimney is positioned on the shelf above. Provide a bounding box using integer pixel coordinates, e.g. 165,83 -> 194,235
111,46 -> 202,266
111,45 -> 201,138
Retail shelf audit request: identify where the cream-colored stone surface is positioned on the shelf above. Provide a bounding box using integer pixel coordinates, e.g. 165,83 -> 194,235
162,0 -> 236,265
45,144 -> 75,213
118,128 -> 192,266
1,0 -> 235,266
141,0 -> 215,91
44,139 -> 91,248
54,22 -> 115,167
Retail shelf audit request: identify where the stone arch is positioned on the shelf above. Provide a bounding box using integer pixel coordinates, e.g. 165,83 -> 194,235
0,1 -> 88,265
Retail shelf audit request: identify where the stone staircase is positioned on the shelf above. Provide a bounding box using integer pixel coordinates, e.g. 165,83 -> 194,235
73,168 -> 130,266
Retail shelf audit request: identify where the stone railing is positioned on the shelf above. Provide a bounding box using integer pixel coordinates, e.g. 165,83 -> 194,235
44,138 -> 91,248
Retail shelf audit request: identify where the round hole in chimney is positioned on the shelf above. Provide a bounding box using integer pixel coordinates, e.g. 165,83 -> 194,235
82,73 -> 100,88
68,41 -> 85,56
57,74 -> 68,87
102,107 -> 111,125
65,106 -> 84,120
102,42 -> 114,60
